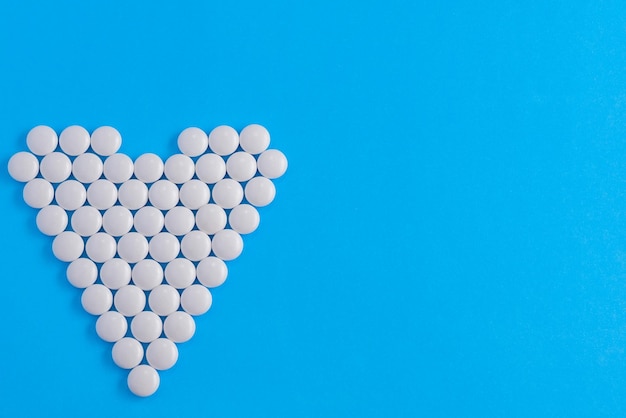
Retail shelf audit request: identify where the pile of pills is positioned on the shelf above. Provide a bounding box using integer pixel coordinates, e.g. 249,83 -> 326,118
8,124 -> 287,397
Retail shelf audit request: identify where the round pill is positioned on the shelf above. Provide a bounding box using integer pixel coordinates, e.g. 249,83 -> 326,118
118,179 -> 148,210
196,257 -> 228,288
127,365 -> 159,397
211,229 -> 243,261
146,338 -> 178,370
71,206 -> 103,236
90,126 -> 122,156
72,153 -> 103,183
148,180 -> 179,210
181,285 -> 212,316
239,124 -> 270,155
8,151 -> 39,182
112,338 -> 144,369
226,152 -> 257,182
117,232 -> 149,263
131,311 -> 162,343
212,178 -> 243,209
194,208 -> 224,237
148,284 -> 180,316
100,258 -> 132,289
228,204 -> 260,234
134,153 -> 164,183
257,149 -> 288,179
85,232 -> 116,263
96,311 -> 128,342
133,206 -> 164,237
52,231 -> 84,262
27,125 -> 58,156
55,180 -> 86,211
164,258 -> 196,289
163,311 -> 195,343
87,179 -> 118,210
195,153 -> 226,184
104,153 -> 134,183
177,127 -> 208,157
114,285 -> 146,317
180,231 -> 211,262
59,125 -> 90,156
132,259 -> 164,291
81,284 -> 113,315
40,152 -> 71,183
244,176 -> 276,207
102,206 -> 133,236
149,232 -> 180,263
66,258 -> 98,288
36,205 -> 68,236
179,179 -> 210,209
208,125 -> 239,156
23,178 -> 54,208
164,206 -> 194,236
164,154 -> 194,184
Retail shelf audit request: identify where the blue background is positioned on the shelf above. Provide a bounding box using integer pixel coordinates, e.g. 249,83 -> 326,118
2,0 -> 626,416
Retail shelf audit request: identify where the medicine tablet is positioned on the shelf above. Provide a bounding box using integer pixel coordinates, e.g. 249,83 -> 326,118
72,153 -> 103,184
131,311 -> 162,343
132,259 -> 164,291
195,204 -> 226,235
117,232 -> 149,263
164,154 -> 194,184
148,284 -> 180,316
146,338 -> 178,370
104,153 -> 134,183
36,205 -> 68,236
52,231 -> 84,262
163,311 -> 195,343
113,338 -> 144,369
211,229 -> 243,261
118,179 -> 148,210
71,206 -> 103,236
26,125 -> 58,156
66,258 -> 98,288
55,180 -> 87,211
114,285 -> 146,317
180,285 -> 212,316
239,124 -> 270,155
257,149 -> 288,179
226,152 -> 257,182
133,206 -> 164,237
149,232 -> 180,263
8,151 -> 39,182
164,258 -> 196,289
195,153 -> 226,184
134,153 -> 163,183
100,258 -> 132,289
228,204 -> 260,234
87,179 -> 118,210
244,176 -> 276,207
208,125 -> 239,156
127,365 -> 159,397
85,232 -> 117,263
164,206 -> 194,236
40,152 -> 71,183
102,206 -> 133,236
81,284 -> 113,315
177,127 -> 208,157
180,231 -> 211,262
59,125 -> 90,156
196,256 -> 228,288
96,311 -> 128,342
148,180 -> 179,210
23,178 -> 54,208
91,126 -> 122,156
211,178 -> 243,209
179,179 -> 210,209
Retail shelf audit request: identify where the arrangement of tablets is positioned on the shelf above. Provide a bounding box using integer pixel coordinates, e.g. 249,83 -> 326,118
7,124 -> 287,396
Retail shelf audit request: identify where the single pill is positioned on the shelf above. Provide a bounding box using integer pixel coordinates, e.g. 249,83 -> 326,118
104,153 -> 134,183
226,152 -> 257,182
72,153 -> 103,183
164,258 -> 196,289
36,205 -> 68,236
149,232 -> 180,263
146,338 -> 178,371
133,206 -> 164,237
208,125 -> 239,156
66,258 -> 98,288
81,284 -> 113,315
196,256 -> 228,288
117,232 -> 149,263
244,176 -> 276,207
195,153 -> 226,184
113,338 -> 144,369
23,178 -> 54,208
118,179 -> 148,210
102,206 -> 133,236
87,179 -> 118,210
91,126 -> 122,156
228,204 -> 260,234
164,206 -> 195,236
71,206 -> 103,236
148,284 -> 180,316
239,124 -> 270,155
134,153 -> 164,183
195,204 -> 226,235
132,259 -> 164,291
85,232 -> 117,263
164,154 -> 194,184
96,311 -> 128,342
179,179 -> 210,209
100,258 -> 132,289
257,149 -> 288,179
52,231 -> 84,262
181,285 -> 212,316
55,180 -> 86,211
212,178 -> 243,209
8,151 -> 39,182
40,152 -> 71,183
114,285 -> 146,317
211,229 -> 243,261
180,231 -> 211,262
26,125 -> 58,156
163,311 -> 195,343
131,311 -> 162,343
59,125 -> 90,156
177,127 -> 208,157
148,180 -> 179,210
127,365 -> 159,397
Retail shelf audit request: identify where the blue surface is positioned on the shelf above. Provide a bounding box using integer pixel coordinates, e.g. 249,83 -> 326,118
3,1 -> 626,416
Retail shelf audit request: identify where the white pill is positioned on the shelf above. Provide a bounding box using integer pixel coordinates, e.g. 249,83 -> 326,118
113,338 -> 144,369
196,256 -> 228,288
127,365 -> 159,397
148,180 -> 179,210
8,152 -> 38,182
90,126 -> 122,156
55,180 -> 86,211
23,178 -> 54,208
212,178 -> 243,209
132,259 -> 164,291
177,127 -> 208,157
66,258 -> 98,288
239,124 -> 270,155
181,231 -> 211,262
40,152 -> 71,183
117,232 -> 149,263
146,338 -> 178,371
226,152 -> 257,182
195,153 -> 226,184
85,232 -> 116,263
134,153 -> 164,183
148,284 -> 180,316
164,154 -> 194,184
52,231 -> 84,262
165,258 -> 196,289
244,176 -> 276,207
133,207 -> 164,237
257,149 -> 288,179
208,125 -> 239,156
179,179 -> 210,209
72,153 -> 103,183
104,153 -> 134,183
71,206 -> 102,236
96,311 -> 128,342
102,206 -> 133,236
149,232 -> 180,263
114,285 -> 146,317
118,179 -> 148,210
26,125 -> 58,156
59,125 -> 90,156
100,258 -> 131,289
36,205 -> 68,236
181,285 -> 212,316
228,204 -> 260,234
211,229 -> 243,261
81,284 -> 113,315
163,311 -> 195,343
164,206 -> 194,236
131,311 -> 162,343
87,179 -> 118,210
